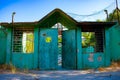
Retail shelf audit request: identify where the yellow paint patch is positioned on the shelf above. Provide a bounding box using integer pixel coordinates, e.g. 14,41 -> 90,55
46,37 -> 52,43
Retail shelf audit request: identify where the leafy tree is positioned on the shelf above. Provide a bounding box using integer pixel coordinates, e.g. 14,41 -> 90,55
107,9 -> 120,22
82,32 -> 96,48
96,19 -> 105,22
26,33 -> 34,53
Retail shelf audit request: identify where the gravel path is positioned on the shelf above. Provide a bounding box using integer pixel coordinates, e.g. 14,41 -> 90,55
0,70 -> 120,80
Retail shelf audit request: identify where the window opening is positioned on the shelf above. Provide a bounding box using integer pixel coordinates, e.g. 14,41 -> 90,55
82,28 -> 104,53
13,27 -> 34,53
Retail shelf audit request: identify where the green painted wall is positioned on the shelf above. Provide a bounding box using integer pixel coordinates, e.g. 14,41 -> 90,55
6,27 -> 39,69
33,27 -> 39,69
12,53 -> 34,69
109,24 -> 120,61
104,27 -> 111,66
83,53 -> 104,69
80,27 -> 111,69
6,28 -> 12,64
4,26 -> 113,70
0,28 -> 7,64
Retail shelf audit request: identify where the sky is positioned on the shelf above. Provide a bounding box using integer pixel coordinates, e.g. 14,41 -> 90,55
0,0 -> 119,22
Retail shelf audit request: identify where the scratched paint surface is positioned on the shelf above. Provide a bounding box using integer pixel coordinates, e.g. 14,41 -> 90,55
83,53 -> 104,69
39,28 -> 58,70
62,30 -> 77,69
12,53 -> 34,69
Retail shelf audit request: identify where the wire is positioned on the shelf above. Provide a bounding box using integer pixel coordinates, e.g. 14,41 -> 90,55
67,2 -> 115,21
68,2 -> 114,17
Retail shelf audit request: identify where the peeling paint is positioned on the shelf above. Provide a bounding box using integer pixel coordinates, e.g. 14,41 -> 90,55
88,53 -> 94,62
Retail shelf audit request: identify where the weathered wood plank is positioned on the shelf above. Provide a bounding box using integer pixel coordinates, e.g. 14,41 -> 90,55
62,30 -> 77,69
39,28 -> 58,70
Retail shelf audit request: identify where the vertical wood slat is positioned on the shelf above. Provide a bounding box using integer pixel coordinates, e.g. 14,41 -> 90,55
76,28 -> 83,69
6,28 -> 12,64
62,30 -> 77,69
33,27 -> 39,69
104,27 -> 111,66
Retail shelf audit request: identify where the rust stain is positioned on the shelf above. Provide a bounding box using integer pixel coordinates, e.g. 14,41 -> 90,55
98,56 -> 102,61
88,53 -> 94,62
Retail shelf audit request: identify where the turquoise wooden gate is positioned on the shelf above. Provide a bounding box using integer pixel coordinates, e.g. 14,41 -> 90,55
62,30 -> 77,69
39,28 -> 58,70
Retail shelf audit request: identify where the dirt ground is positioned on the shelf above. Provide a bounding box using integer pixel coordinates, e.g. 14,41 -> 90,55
0,62 -> 120,80
0,70 -> 120,80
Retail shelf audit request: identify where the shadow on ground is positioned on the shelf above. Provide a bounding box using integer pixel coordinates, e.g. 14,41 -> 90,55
0,70 -> 120,80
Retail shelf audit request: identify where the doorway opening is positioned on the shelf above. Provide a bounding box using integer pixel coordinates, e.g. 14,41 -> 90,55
52,23 -> 68,69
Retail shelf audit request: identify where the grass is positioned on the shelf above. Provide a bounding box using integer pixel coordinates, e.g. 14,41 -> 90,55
0,63 -> 17,74
9,63 -> 16,74
0,64 -> 30,74
98,61 -> 120,72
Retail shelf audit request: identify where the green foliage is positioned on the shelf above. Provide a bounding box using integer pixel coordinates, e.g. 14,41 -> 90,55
107,9 -> 120,22
96,19 -> 104,22
82,32 -> 96,48
58,36 -> 62,43
26,33 -> 34,53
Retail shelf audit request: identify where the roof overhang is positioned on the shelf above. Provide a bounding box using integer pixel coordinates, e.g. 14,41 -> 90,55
0,22 -> 38,27
77,22 -> 117,32
77,22 -> 116,28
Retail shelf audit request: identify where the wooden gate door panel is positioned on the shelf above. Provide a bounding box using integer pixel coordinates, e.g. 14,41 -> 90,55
39,28 -> 58,70
62,30 -> 77,69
